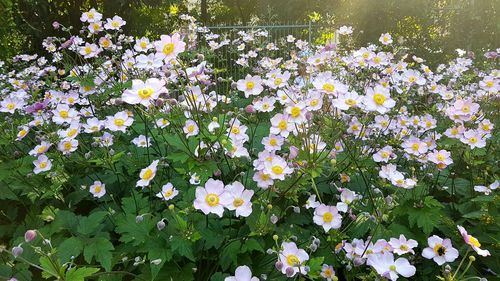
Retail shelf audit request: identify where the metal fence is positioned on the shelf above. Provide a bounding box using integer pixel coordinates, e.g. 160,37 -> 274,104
203,23 -> 337,80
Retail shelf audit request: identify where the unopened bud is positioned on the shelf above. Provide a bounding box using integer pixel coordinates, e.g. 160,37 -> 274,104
275,261 -> 283,271
24,230 -> 37,243
12,246 -> 23,258
285,267 -> 295,277
135,215 -> 144,223
157,220 -> 166,231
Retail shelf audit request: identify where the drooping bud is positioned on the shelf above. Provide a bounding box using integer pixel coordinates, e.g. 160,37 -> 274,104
12,246 -> 23,258
24,230 -> 37,243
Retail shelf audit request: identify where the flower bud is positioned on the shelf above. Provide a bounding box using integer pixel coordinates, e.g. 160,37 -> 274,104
288,146 -> 299,159
135,215 -> 144,223
275,261 -> 283,271
285,267 -> 295,277
245,105 -> 255,113
157,220 -> 166,231
272,235 -> 279,241
270,214 -> 278,224
24,230 -> 37,243
52,21 -> 60,29
310,243 -> 318,252
469,256 -> 476,262
12,246 -> 23,258
292,206 -> 300,213
168,204 -> 175,210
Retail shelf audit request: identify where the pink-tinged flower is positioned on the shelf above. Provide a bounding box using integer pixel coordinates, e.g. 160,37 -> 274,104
422,235 -> 459,265
106,111 -> 134,132
474,180 -> 498,195
278,242 -> 309,277
320,264 -> 336,281
88,22 -> 103,34
477,119 -> 494,135
373,145 -> 396,163
367,252 -> 416,281
33,155 -> 52,174
262,135 -> 284,152
225,181 -> 254,217
253,96 -> 276,113
270,113 -> 291,137
224,265 -> 258,281
336,189 -> 358,212
444,125 -> 465,139
457,225 -> 490,257
0,97 -> 25,113
134,37 -> 152,52
312,72 -> 348,95
460,130 -> 486,149
16,126 -> 29,141
104,15 -> 126,30
264,157 -> 293,180
427,149 -> 453,169
389,235 -> 418,255
122,78 -> 167,107
313,204 -> 342,232
337,26 -> 353,35
52,104 -> 78,124
379,33 -> 393,45
286,102 -> 307,124
136,160 -> 159,187
183,119 -> 199,137
333,91 -> 362,110
237,75 -> 263,98
79,43 -> 101,59
132,135 -> 152,148
29,141 -> 51,156
252,171 -> 274,189
155,182 -> 178,201
401,136 -> 428,156
154,33 -> 186,61
89,181 -> 106,198
80,8 -> 102,23
58,139 -> 78,155
363,85 -> 396,114
193,179 -> 232,217
304,194 -> 321,209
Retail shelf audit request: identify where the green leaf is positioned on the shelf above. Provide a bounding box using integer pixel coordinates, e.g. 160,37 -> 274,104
83,238 -> 114,272
242,238 -> 264,253
171,236 -> 195,261
77,211 -> 108,236
58,237 -> 84,263
65,267 -> 99,281
39,256 -> 62,279
220,240 -> 241,270
307,256 -> 325,278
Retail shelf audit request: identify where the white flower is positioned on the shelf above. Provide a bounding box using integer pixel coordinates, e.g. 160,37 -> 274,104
422,235 -> 459,265
122,78 -> 167,107
105,111 -> 134,132
225,181 -> 254,217
224,265 -> 259,281
367,252 -> 416,281
33,155 -> 52,174
278,242 -> 309,277
313,204 -> 342,232
363,85 -> 396,114
104,16 -> 126,30
89,181 -> 106,198
237,75 -> 264,98
183,119 -> 199,137
155,183 -> 178,201
193,179 -> 232,217
474,180 -> 498,195
136,160 -> 159,187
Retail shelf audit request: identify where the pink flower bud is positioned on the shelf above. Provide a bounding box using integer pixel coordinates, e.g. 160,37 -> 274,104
245,105 -> 255,113
288,146 -> 299,159
52,21 -> 60,29
24,230 -> 37,242
12,246 -> 23,258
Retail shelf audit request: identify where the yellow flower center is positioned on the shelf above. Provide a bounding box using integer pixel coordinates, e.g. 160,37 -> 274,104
205,193 -> 220,207
437,153 -> 445,161
381,151 -> 389,158
411,143 -> 420,151
469,137 -> 478,144
111,21 -> 120,28
114,118 -> 125,126
7,103 -> 15,110
400,244 -> 409,251
389,265 -> 397,271
84,46 -> 92,55
468,236 -> 481,247
324,269 -> 332,277
486,81 -> 493,88
59,110 -> 69,118
286,254 -> 300,266
462,106 -> 470,113
345,98 -> 356,106
88,12 -> 94,19
246,81 -> 255,90
272,165 -> 283,175
233,198 -> 244,207
231,126 -> 240,134
278,120 -> 287,130
19,130 -> 27,137
323,212 -> 333,222
94,185 -> 102,193
269,139 -> 277,146
142,168 -> 154,180
187,125 -> 195,133
310,99 -> 319,107
67,129 -> 77,137
322,83 -> 334,92
163,43 -> 175,55
290,106 -> 301,118
140,41 -> 147,49
433,244 -> 446,256
164,189 -> 173,197
63,142 -> 72,151
37,146 -> 46,153
408,76 -> 416,83
39,162 -> 48,169
138,87 -> 154,99
274,78 -> 283,86
373,93 -> 386,105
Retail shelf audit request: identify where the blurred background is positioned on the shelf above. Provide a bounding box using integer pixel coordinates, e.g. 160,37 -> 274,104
1,0 -> 499,63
